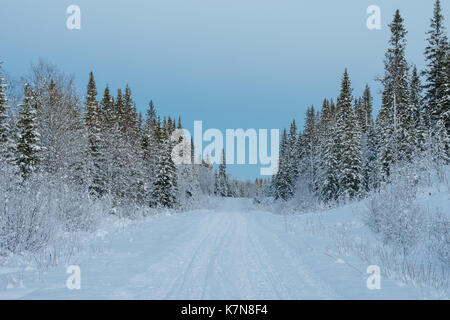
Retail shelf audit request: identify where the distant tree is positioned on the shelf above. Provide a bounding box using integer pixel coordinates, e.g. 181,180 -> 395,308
298,106 -> 319,193
275,129 -> 294,200
288,120 -> 299,187
216,149 -> 230,197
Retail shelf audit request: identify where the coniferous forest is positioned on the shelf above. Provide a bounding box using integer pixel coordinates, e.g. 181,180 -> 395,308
0,1 -> 449,299
271,7 -> 449,204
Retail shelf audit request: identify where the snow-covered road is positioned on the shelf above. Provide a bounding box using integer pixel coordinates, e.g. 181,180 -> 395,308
1,198 -> 420,299
139,199 -> 338,300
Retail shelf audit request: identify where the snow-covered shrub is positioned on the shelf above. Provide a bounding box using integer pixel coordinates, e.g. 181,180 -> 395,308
177,164 -> 202,211
428,211 -> 450,268
330,223 -> 353,256
0,165 -> 103,256
52,182 -> 103,232
365,173 -> 424,254
292,177 -> 321,212
0,175 -> 56,254
111,202 -> 145,219
253,195 -> 275,209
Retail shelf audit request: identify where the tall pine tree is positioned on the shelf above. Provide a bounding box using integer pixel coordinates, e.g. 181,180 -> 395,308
85,72 -> 105,197
217,149 -> 230,197
274,129 -> 293,200
151,119 -> 178,207
335,69 -> 362,199
423,0 -> 449,127
377,10 -> 413,179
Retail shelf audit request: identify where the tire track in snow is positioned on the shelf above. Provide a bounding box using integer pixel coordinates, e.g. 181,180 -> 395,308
164,211 -> 231,299
239,211 -> 285,299
124,212 -> 220,299
248,211 -> 340,299
199,211 -> 235,299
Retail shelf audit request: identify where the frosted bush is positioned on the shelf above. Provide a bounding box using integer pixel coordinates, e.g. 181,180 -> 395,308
365,173 -> 424,254
0,166 -> 103,256
0,178 -> 56,254
428,211 -> 450,268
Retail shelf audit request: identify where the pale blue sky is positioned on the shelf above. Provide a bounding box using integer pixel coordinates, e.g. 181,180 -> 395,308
0,0 -> 448,180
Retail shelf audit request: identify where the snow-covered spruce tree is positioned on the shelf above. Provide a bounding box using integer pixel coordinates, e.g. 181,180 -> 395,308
141,100 -> 160,204
376,94 -> 395,181
114,88 -> 125,131
335,69 -> 362,200
298,106 -> 319,194
104,88 -> 142,206
85,72 -> 105,197
409,66 -> 423,131
271,119 -> 299,200
274,128 -> 293,200
358,85 -> 378,194
116,86 -> 145,206
318,99 -> 340,202
408,65 -> 428,157
362,124 -> 379,192
176,120 -> 201,207
214,170 -> 219,195
423,0 -> 449,127
0,61 -> 12,162
354,97 -> 364,133
123,84 -> 139,142
100,85 -> 115,128
151,122 -> 178,208
16,84 -> 41,180
361,85 -> 374,134
96,87 -> 128,205
377,10 -> 413,180
317,99 -> 331,135
288,120 -> 299,188
97,85 -> 116,199
433,118 -> 450,165
126,145 -> 146,207
97,87 -> 115,199
216,149 -> 230,197
437,52 -> 450,136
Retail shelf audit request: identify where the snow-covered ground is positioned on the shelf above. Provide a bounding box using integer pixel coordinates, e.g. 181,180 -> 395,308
2,196 -> 444,300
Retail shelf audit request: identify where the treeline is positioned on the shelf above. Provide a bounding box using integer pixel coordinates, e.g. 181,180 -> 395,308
0,62 -> 263,215
272,2 -> 450,204
0,62 -> 265,254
